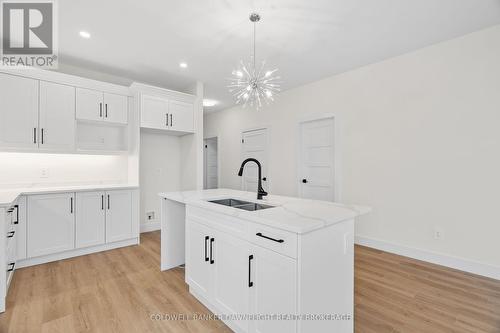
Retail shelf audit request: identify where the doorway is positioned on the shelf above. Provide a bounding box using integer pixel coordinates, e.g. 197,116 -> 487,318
298,117 -> 336,201
241,128 -> 269,192
203,137 -> 218,189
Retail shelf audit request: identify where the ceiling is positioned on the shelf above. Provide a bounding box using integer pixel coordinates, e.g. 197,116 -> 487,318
56,0 -> 500,111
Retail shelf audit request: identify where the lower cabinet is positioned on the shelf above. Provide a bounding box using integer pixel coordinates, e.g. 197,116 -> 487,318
27,193 -> 76,258
76,191 -> 106,248
186,218 -> 297,333
105,190 -> 133,242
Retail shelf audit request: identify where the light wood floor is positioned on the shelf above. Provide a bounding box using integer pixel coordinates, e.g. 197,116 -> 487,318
0,232 -> 499,333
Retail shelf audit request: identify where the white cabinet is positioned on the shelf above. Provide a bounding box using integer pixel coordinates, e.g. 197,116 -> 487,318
39,81 -> 76,151
77,88 -> 128,124
0,73 -> 39,149
186,220 -> 213,299
169,100 -> 194,133
104,93 -> 128,124
140,94 -> 194,133
141,95 -> 169,130
105,190 -> 133,242
250,245 -> 297,333
76,88 -> 103,122
212,230 -> 250,333
27,193 -> 75,258
76,191 -> 105,248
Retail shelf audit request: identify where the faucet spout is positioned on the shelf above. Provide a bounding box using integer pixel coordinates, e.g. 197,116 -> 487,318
237,158 -> 268,200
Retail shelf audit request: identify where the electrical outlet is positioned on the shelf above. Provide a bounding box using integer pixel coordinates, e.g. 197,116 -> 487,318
433,226 -> 444,240
146,212 -> 155,221
40,168 -> 49,178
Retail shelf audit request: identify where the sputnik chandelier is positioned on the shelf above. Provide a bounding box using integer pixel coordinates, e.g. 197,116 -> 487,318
228,13 -> 281,109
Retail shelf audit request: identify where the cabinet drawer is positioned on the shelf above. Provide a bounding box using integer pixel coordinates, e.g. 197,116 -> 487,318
247,223 -> 298,259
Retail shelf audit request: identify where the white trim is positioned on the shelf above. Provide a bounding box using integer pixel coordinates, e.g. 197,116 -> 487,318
16,238 -> 139,269
355,235 -> 500,280
296,113 -> 341,202
140,221 -> 161,233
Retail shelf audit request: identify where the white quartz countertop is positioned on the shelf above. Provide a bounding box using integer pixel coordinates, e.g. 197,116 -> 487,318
0,183 -> 139,207
159,189 -> 371,234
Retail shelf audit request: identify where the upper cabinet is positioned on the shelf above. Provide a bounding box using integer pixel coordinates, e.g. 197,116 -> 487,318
76,88 -> 128,125
0,71 -> 131,154
39,81 -> 76,151
134,82 -> 196,135
0,73 -> 39,149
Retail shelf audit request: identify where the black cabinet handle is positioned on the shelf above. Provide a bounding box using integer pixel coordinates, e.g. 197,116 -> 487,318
70,197 -> 73,214
204,236 -> 209,262
33,127 -> 37,144
210,238 -> 215,264
256,232 -> 284,243
14,205 -> 19,224
170,114 -> 173,127
166,113 -> 169,126
41,128 -> 44,144
105,104 -> 108,118
7,231 -> 15,238
248,255 -> 254,287
101,195 -> 104,210
302,179 -> 308,183
107,195 -> 110,210
99,103 -> 103,117
7,263 -> 15,272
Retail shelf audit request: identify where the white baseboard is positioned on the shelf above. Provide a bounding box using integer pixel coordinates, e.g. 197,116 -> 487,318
140,221 -> 161,233
355,236 -> 500,281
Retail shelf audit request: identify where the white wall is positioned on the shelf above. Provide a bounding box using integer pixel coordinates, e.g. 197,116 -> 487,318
140,131 -> 181,225
0,152 -> 128,188
204,25 -> 500,271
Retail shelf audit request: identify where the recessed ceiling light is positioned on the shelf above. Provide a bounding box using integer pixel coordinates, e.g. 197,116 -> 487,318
203,99 -> 218,107
179,62 -> 188,68
79,31 -> 91,39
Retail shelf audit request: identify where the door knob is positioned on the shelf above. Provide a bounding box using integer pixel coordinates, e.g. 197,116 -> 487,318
302,179 -> 308,183
262,177 -> 267,181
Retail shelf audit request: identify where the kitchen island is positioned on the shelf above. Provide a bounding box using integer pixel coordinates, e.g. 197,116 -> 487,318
159,188 -> 370,333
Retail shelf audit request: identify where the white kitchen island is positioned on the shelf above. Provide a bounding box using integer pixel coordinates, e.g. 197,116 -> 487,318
159,188 -> 370,333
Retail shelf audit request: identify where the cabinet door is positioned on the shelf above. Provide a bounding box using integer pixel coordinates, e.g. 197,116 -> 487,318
250,245 -> 297,333
212,230 -> 250,332
105,190 -> 132,243
103,93 -> 128,124
186,219 -> 213,299
76,88 -> 103,122
39,81 -> 75,151
169,100 -> 194,133
76,191 -> 105,248
0,73 -> 39,149
27,193 -> 75,258
140,95 -> 169,129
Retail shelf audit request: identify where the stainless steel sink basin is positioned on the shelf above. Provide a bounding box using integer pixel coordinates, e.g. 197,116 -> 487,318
208,198 -> 274,211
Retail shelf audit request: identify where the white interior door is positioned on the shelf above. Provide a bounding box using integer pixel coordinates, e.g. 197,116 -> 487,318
204,138 -> 218,189
39,81 -> 76,151
0,73 -> 39,149
299,117 -> 336,201
241,128 -> 269,192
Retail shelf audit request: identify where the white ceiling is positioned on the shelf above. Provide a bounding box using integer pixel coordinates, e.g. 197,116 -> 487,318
56,0 -> 500,111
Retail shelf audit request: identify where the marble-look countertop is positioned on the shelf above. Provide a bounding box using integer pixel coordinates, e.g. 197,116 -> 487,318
0,183 -> 139,208
159,188 -> 371,234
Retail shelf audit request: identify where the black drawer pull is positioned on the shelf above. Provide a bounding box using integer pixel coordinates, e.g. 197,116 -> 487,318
256,232 -> 284,243
7,262 -> 15,272
7,231 -> 15,238
210,238 -> 215,264
204,236 -> 209,262
248,255 -> 254,288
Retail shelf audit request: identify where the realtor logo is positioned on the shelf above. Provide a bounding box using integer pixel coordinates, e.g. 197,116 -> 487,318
1,0 -> 58,67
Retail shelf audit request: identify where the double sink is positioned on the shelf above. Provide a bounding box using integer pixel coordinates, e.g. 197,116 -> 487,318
209,198 -> 274,211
